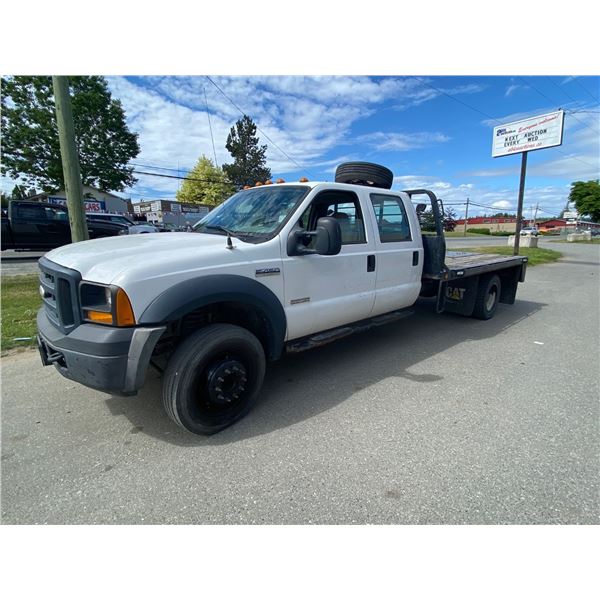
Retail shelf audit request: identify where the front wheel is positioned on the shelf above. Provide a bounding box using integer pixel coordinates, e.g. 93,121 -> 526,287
162,324 -> 266,435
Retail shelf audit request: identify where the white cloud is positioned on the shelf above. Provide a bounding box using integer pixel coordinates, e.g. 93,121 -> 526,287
391,174 -> 572,217
357,131 -> 450,152
105,76 -> 472,198
491,200 -> 512,209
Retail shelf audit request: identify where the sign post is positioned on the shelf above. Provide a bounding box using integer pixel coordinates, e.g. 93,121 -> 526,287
492,110 -> 564,255
513,152 -> 528,255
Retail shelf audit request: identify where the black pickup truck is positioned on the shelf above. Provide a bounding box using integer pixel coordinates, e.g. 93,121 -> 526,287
1,201 -> 127,251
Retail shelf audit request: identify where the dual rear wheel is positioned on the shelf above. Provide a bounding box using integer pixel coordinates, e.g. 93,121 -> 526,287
472,274 -> 501,320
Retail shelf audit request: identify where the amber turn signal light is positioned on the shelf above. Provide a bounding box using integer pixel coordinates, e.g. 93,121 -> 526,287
85,310 -> 114,324
115,288 -> 136,326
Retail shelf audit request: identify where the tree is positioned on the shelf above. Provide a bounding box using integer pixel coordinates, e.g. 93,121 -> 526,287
1,76 -> 140,192
222,115 -> 271,189
176,156 -> 234,206
569,180 -> 600,222
443,207 -> 457,232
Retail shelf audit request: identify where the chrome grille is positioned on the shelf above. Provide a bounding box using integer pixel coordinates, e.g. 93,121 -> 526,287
38,257 -> 82,333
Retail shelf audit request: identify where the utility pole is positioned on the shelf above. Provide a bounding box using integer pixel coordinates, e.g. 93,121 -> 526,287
52,76 -> 88,242
463,197 -> 470,236
533,203 -> 539,227
513,151 -> 528,256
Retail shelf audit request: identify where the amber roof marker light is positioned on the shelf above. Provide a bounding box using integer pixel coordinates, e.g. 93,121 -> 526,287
299,177 -> 309,182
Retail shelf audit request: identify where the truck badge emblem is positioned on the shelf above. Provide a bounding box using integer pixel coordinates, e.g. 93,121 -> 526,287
255,268 -> 281,277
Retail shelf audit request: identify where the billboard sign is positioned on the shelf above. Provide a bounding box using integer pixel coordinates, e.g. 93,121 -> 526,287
48,196 -> 106,212
492,110 -> 564,158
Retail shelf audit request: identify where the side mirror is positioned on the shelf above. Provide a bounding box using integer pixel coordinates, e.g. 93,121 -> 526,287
416,203 -> 427,214
287,216 -> 342,256
314,216 -> 342,255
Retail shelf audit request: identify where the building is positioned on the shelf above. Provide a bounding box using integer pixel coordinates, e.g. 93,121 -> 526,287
27,185 -> 132,214
454,216 -> 518,233
132,199 -> 212,227
453,216 -> 600,234
537,218 -> 600,233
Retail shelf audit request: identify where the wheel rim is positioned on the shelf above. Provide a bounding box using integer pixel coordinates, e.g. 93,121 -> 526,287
191,351 -> 253,423
486,285 -> 498,312
205,358 -> 248,406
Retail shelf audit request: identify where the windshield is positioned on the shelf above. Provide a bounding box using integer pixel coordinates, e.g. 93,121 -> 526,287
193,185 -> 310,241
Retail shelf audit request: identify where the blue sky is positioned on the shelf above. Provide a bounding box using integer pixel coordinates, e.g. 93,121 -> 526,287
105,75 -> 599,219
4,76 -> 598,219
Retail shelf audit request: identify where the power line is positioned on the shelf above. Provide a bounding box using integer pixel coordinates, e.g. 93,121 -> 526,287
131,162 -> 192,173
414,76 -> 598,170
204,86 -> 219,167
412,76 -> 501,123
545,76 -> 585,108
572,77 -> 600,103
519,76 -> 600,136
132,169 -> 233,186
204,76 -> 313,176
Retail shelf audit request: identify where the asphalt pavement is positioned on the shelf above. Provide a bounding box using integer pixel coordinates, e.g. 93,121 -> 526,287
1,250 -> 45,276
1,241 -> 598,524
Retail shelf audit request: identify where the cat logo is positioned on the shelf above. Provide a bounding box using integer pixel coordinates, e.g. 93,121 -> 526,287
446,286 -> 466,301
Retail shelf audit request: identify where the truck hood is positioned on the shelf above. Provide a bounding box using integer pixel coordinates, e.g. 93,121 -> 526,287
44,232 -> 252,282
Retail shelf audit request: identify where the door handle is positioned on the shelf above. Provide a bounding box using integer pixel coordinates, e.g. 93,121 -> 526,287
412,250 -> 419,266
367,255 -> 376,272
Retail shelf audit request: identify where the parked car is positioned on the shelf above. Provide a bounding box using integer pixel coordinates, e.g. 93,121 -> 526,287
36,161 -> 529,436
1,201 -> 128,251
86,212 -> 159,234
520,227 -> 539,236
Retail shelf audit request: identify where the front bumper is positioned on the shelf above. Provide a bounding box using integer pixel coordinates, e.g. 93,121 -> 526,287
37,309 -> 165,395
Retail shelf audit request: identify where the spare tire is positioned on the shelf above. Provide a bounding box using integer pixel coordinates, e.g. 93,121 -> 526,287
335,161 -> 394,189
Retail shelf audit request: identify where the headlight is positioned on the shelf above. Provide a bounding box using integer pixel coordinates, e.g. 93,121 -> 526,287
118,228 -> 129,235
80,283 -> 135,326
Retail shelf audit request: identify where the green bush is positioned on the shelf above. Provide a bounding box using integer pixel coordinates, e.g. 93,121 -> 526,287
490,231 -> 512,236
467,227 -> 491,235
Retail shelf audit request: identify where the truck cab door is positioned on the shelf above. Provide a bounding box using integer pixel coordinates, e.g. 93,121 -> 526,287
10,203 -> 70,249
282,188 -> 377,341
367,192 -> 423,315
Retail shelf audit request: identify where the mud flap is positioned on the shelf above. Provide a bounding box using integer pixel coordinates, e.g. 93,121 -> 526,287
443,276 -> 479,316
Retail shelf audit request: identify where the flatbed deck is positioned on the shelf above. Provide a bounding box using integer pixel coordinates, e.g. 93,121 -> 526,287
423,251 -> 528,281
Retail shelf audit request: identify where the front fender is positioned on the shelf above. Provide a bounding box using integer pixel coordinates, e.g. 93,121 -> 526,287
138,274 -> 287,360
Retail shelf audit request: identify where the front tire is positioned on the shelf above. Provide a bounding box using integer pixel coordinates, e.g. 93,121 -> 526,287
162,324 -> 266,435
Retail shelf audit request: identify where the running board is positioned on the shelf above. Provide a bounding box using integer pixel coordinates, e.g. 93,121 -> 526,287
286,308 -> 414,354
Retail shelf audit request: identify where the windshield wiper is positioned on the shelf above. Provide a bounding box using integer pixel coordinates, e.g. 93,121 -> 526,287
200,224 -> 238,236
200,224 -> 245,248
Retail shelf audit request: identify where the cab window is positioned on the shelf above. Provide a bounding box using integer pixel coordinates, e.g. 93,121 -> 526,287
297,190 -> 366,245
370,194 -> 411,242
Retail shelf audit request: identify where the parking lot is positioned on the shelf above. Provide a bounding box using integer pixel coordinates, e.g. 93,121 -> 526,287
1,241 -> 598,524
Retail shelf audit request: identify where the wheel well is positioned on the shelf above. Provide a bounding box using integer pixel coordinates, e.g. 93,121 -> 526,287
166,302 -> 273,358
